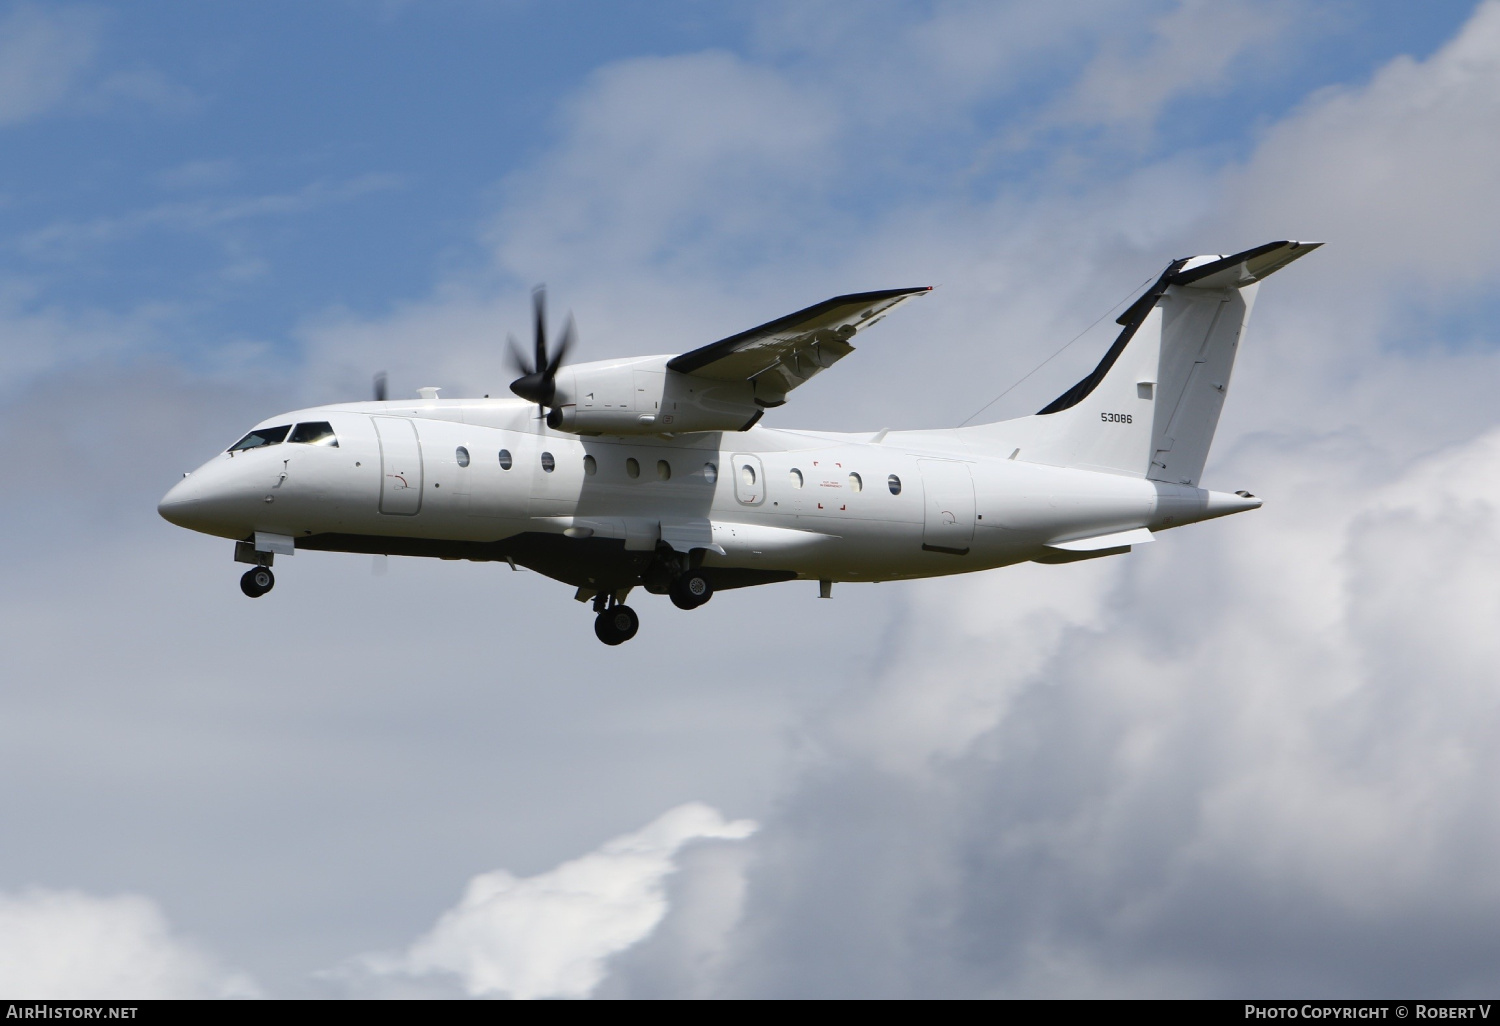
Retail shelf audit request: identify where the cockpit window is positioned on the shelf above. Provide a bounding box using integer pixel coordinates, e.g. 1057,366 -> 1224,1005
228,425 -> 290,452
289,421 -> 339,447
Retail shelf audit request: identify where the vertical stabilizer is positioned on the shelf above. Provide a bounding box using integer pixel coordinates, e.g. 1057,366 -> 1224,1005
979,241 -> 1319,483
1144,278 -> 1254,486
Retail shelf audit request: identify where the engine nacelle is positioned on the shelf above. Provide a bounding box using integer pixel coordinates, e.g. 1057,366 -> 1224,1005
546,357 -> 762,435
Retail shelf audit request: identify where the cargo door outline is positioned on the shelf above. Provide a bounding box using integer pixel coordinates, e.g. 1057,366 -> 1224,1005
918,459 -> 975,555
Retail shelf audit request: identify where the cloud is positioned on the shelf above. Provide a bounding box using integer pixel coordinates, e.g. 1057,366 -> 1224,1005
0,274 -> 292,403
748,1 -> 1144,126
70,66 -> 201,120
1224,0 -> 1500,293
591,836 -> 759,999
1056,0 -> 1299,130
0,888 -> 258,998
489,50 -> 839,286
334,803 -> 756,999
0,3 -> 102,127
154,159 -> 242,193
0,3 -> 194,126
0,280 -> 181,393
19,174 -> 404,259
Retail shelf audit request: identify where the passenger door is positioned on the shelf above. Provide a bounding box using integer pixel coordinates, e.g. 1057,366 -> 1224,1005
373,417 -> 423,515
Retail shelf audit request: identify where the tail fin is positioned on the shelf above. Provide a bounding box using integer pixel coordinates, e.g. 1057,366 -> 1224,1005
985,241 -> 1320,483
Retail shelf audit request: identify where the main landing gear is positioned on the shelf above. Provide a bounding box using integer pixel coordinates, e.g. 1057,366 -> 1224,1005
240,565 -> 275,598
669,570 -> 713,610
589,569 -> 715,645
594,601 -> 639,646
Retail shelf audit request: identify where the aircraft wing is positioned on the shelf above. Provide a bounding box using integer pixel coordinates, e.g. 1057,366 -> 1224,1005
667,287 -> 931,407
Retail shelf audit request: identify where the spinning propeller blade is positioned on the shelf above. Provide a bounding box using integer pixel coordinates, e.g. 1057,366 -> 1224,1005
508,286 -> 575,415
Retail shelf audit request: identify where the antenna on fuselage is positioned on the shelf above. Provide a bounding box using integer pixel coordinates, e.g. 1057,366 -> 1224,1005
373,371 -> 388,403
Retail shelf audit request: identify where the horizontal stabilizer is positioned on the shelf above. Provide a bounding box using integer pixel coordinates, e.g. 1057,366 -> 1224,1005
1174,240 -> 1322,290
1114,241 -> 1320,326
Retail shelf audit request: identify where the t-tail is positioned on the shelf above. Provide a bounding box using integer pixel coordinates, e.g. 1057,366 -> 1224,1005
975,241 -> 1320,484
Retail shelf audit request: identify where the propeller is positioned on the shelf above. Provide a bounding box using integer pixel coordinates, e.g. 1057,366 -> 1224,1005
373,371 -> 388,403
508,286 -> 574,416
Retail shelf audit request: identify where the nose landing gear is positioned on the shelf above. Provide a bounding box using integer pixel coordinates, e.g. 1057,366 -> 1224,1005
234,540 -> 279,598
240,566 -> 275,598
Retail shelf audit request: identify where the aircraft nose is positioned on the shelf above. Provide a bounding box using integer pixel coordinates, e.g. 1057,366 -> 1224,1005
157,474 -> 204,529
159,458 -> 263,538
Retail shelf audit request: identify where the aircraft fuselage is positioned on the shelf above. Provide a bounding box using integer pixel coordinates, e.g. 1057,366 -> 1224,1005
159,397 -> 1253,600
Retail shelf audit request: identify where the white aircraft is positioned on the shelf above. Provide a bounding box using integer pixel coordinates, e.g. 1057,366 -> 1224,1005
159,241 -> 1318,644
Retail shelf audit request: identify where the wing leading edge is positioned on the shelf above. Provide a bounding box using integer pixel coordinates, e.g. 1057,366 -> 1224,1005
668,287 -> 930,407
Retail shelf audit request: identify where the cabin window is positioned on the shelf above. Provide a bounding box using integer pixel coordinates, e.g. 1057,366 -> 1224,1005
228,425 -> 290,452
848,472 -> 862,493
289,422 -> 338,447
455,446 -> 470,467
584,455 -> 597,476
704,462 -> 718,484
626,457 -> 641,479
789,468 -> 804,488
498,449 -> 513,470
741,463 -> 757,487
888,474 -> 902,496
657,460 -> 672,481
540,451 -> 555,473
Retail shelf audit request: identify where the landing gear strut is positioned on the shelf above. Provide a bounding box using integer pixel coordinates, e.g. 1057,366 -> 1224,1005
240,565 -> 275,598
594,603 -> 639,646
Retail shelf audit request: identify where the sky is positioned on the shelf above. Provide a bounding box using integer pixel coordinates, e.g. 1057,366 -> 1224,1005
1,0 -> 1499,999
